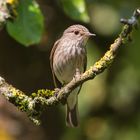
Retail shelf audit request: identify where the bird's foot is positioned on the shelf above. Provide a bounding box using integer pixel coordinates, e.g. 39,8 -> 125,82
54,88 -> 60,97
73,68 -> 81,81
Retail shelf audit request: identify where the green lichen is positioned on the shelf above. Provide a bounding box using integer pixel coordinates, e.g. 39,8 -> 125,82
94,51 -> 113,70
29,116 -> 41,125
8,87 -> 32,112
7,86 -> 43,125
31,89 -> 55,99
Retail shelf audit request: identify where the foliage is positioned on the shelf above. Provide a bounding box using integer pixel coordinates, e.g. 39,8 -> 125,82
6,0 -> 44,46
60,0 -> 89,23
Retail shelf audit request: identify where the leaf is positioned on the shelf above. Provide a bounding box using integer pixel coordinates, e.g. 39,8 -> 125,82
60,0 -> 89,23
6,0 -> 44,46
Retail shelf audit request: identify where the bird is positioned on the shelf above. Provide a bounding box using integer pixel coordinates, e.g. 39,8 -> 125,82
50,24 -> 95,127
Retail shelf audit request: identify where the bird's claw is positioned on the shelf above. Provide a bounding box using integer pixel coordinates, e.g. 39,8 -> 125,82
54,88 -> 60,97
73,68 -> 81,81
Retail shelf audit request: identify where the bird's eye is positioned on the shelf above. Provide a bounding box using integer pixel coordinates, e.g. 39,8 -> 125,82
74,31 -> 79,35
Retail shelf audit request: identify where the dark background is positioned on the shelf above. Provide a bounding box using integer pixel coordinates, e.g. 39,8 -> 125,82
0,0 -> 140,140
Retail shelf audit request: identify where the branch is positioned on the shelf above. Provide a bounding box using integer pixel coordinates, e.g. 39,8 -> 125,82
0,0 -> 18,29
0,8 -> 140,125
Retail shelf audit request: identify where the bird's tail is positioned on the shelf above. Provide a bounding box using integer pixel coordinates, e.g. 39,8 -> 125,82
66,88 -> 79,127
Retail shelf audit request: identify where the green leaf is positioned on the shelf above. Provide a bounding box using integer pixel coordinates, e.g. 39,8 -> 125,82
60,0 -> 89,23
6,0 -> 44,46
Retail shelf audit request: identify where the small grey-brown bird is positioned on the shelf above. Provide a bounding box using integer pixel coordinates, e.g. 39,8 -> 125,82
50,24 -> 95,127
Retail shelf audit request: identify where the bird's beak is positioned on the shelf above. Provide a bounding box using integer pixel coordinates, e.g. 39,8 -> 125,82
88,32 -> 96,37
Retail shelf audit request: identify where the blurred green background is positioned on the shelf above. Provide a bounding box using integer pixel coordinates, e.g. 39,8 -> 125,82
0,0 -> 140,140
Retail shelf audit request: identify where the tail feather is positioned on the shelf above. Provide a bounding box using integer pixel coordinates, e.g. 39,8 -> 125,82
66,101 -> 79,127
66,87 -> 80,127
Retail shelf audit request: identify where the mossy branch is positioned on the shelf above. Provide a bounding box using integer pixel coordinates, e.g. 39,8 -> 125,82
0,8 -> 140,125
0,0 -> 18,29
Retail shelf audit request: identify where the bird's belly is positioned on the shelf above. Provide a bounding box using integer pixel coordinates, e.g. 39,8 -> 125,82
54,53 -> 85,84
60,63 -> 78,83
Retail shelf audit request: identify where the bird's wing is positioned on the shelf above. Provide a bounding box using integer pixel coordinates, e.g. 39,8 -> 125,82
77,50 -> 87,95
50,39 -> 61,88
84,50 -> 87,72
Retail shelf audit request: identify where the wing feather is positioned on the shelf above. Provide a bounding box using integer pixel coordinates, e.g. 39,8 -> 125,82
50,39 -> 60,88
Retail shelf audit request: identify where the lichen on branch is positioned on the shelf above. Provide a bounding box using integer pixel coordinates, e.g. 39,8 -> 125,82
0,0 -> 18,29
0,8 -> 140,125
